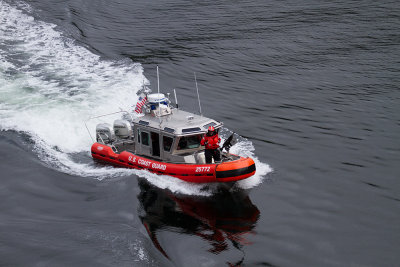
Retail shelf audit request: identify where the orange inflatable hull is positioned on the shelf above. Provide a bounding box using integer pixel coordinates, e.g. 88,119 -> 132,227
91,143 -> 256,183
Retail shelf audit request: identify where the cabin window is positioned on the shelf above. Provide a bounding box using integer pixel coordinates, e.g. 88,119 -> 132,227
141,131 -> 149,146
182,127 -> 201,133
163,136 -> 173,152
177,134 -> 202,150
137,129 -> 141,143
139,120 -> 149,126
164,127 -> 175,133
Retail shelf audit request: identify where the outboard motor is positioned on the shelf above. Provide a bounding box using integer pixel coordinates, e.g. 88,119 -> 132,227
96,123 -> 115,144
113,120 -> 133,140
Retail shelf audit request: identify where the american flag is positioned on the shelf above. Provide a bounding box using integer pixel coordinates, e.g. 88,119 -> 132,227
134,96 -> 147,114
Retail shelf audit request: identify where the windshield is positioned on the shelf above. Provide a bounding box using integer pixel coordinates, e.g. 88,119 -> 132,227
177,134 -> 202,150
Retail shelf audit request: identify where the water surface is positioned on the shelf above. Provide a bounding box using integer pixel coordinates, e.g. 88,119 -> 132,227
0,0 -> 399,266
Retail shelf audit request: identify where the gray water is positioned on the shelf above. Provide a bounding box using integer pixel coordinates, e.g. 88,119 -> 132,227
0,0 -> 399,266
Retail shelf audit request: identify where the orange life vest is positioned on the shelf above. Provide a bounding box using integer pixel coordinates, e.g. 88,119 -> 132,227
201,134 -> 221,150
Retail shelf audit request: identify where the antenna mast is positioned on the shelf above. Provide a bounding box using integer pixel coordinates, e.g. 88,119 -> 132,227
194,72 -> 202,116
174,89 -> 179,109
157,66 -> 161,118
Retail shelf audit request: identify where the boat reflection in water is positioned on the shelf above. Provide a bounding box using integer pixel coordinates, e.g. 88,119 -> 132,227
137,179 -> 260,262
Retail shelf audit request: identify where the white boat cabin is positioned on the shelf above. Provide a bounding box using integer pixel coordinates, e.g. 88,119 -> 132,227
95,93 -> 223,164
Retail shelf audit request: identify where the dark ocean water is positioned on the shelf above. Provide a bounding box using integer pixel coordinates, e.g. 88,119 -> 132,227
1,0 -> 399,266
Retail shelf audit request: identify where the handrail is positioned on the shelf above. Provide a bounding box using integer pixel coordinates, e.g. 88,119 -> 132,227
84,109 -> 134,143
96,132 -> 105,144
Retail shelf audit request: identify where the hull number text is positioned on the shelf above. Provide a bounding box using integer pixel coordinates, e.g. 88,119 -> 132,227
195,167 -> 211,173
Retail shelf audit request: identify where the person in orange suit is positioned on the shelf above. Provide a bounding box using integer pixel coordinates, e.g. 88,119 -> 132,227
201,126 -> 221,163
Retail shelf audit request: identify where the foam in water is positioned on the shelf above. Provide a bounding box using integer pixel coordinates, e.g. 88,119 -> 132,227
230,137 -> 272,189
0,1 -> 144,174
0,1 -> 271,195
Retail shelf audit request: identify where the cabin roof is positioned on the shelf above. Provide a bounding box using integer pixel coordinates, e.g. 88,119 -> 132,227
131,109 -> 222,135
